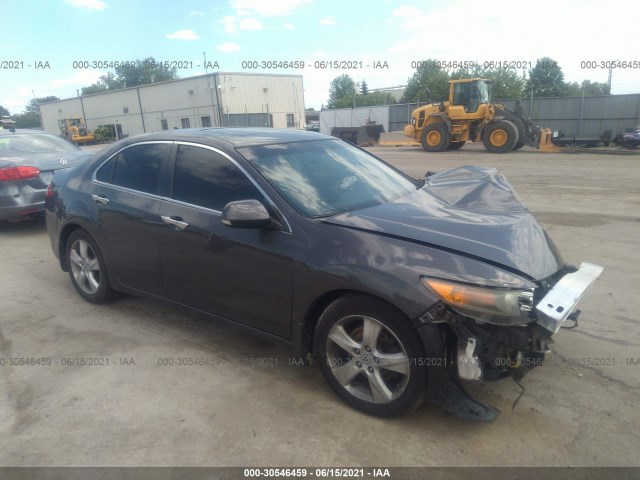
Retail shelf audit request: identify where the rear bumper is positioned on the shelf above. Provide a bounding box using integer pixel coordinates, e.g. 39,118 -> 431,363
0,175 -> 50,221
0,199 -> 45,221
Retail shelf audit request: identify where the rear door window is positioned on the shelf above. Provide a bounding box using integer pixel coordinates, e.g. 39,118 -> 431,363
98,143 -> 170,195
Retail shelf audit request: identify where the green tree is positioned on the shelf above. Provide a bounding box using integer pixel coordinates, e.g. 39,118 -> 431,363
483,68 -> 526,99
0,105 -> 10,117
527,57 -> 565,97
327,74 -> 356,108
81,57 -> 179,95
361,80 -> 369,95
579,80 -> 610,96
401,59 -> 450,103
564,81 -> 582,96
12,96 -> 60,129
26,96 -> 59,114
330,91 -> 396,109
13,113 -> 40,128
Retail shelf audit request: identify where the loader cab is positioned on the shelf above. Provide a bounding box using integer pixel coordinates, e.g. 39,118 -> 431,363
450,79 -> 491,116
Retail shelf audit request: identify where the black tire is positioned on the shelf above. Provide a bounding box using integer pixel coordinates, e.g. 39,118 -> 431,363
315,293 -> 432,417
482,120 -> 519,153
66,229 -> 114,304
447,141 -> 465,150
420,123 -> 451,152
510,117 -> 527,150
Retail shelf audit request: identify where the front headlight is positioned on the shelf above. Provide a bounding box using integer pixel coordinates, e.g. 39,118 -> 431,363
421,277 -> 534,325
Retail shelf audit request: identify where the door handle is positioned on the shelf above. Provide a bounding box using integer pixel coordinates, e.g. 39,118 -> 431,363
161,215 -> 189,231
92,194 -> 109,205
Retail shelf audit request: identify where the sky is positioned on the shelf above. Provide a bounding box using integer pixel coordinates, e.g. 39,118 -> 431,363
2,0 -> 639,114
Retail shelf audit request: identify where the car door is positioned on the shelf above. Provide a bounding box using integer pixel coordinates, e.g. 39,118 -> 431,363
158,143 -> 293,339
91,141 -> 172,295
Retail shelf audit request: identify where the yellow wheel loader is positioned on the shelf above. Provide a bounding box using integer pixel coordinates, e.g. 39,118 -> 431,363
58,118 -> 95,145
403,78 -> 561,153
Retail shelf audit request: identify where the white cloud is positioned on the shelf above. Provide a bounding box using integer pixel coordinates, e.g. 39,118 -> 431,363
230,0 -> 311,16
63,0 -> 106,10
165,29 -> 201,40
239,17 -> 262,30
216,42 -> 241,52
319,16 -> 336,26
220,16 -> 237,33
284,23 -> 295,30
188,10 -> 204,16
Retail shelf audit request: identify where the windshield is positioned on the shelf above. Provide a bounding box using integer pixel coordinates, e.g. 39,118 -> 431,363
238,139 -> 419,217
0,133 -> 79,157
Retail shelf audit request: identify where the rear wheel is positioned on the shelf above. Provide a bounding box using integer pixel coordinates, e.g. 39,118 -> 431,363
66,230 -> 114,304
420,123 -> 451,152
315,294 -> 431,417
483,120 -> 519,153
448,141 -> 466,150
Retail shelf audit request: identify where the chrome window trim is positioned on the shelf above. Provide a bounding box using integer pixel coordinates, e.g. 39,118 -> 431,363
160,196 -> 222,216
93,181 -> 164,201
171,141 -> 292,234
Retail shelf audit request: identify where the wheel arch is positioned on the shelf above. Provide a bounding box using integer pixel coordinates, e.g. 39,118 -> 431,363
300,289 -> 421,364
58,223 -> 84,271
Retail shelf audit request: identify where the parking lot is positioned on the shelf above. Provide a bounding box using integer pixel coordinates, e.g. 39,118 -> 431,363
1,143 -> 639,467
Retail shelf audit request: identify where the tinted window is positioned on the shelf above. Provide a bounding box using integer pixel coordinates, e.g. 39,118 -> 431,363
96,157 -> 115,183
110,143 -> 169,194
0,133 -> 78,156
172,145 -> 263,211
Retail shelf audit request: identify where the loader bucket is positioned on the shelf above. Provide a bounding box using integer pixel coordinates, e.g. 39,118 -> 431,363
538,128 -> 563,153
330,125 -> 385,146
379,131 -> 420,146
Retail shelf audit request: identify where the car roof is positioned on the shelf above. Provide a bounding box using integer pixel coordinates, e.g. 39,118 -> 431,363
119,128 -> 334,148
0,129 -> 52,136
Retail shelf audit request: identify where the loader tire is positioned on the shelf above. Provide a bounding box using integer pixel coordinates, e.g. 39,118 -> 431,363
483,120 -> 519,153
421,123 -> 451,152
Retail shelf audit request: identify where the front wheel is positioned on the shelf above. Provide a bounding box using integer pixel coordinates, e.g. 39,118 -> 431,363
66,229 -> 114,303
483,120 -> 519,153
315,294 -> 430,417
420,123 -> 451,152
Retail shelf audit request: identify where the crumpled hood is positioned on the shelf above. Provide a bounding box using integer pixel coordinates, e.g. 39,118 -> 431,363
323,166 -> 564,280
0,150 -> 93,171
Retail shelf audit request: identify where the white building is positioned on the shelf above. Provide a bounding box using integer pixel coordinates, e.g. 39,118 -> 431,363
39,72 -> 306,139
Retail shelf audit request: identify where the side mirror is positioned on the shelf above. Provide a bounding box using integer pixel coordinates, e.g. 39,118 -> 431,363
221,199 -> 273,229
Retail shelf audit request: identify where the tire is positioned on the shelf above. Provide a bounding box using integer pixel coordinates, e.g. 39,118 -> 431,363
66,229 -> 114,304
510,117 -> 527,150
447,141 -> 465,150
315,293 -> 431,417
420,123 -> 451,152
482,120 -> 519,153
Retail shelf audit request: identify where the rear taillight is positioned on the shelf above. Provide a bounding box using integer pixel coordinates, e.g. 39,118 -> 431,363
45,183 -> 56,199
0,166 -> 41,181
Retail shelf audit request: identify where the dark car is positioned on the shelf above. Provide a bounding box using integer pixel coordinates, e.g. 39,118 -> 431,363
0,129 -> 92,221
45,128 -> 603,419
305,121 -> 320,132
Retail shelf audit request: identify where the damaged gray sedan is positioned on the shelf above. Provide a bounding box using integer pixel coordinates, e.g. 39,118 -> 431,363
45,129 -> 603,420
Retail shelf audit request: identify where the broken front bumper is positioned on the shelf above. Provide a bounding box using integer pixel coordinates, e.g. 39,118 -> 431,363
535,262 -> 605,333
